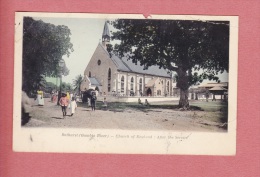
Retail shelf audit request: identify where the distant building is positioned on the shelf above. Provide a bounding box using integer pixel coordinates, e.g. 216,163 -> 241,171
80,22 -> 176,96
198,82 -> 228,90
196,82 -> 228,100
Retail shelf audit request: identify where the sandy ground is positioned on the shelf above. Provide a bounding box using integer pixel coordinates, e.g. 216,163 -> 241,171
23,98 -> 227,132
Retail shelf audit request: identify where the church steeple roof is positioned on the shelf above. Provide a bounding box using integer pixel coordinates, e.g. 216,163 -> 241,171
102,21 -> 110,41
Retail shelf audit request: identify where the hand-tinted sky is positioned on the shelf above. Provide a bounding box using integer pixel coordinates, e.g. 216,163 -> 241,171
33,17 -> 228,85
34,17 -> 106,84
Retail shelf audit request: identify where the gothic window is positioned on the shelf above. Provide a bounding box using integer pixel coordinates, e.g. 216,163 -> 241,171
108,68 -> 111,92
130,77 -> 134,91
121,76 -> 124,93
89,71 -> 91,77
139,78 -> 142,92
97,60 -> 101,65
167,81 -> 170,93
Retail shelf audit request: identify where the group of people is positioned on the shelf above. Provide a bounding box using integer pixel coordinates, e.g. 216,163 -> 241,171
59,92 -> 77,118
58,91 -> 97,118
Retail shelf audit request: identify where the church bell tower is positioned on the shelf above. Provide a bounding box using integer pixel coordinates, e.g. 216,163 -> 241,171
102,21 -> 111,50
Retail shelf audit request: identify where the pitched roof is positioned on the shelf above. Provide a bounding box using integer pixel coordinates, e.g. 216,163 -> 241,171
110,53 -> 171,78
102,22 -> 110,38
89,77 -> 101,86
99,22 -> 170,78
97,43 -> 171,78
209,86 -> 227,91
110,54 -> 131,72
198,82 -> 228,88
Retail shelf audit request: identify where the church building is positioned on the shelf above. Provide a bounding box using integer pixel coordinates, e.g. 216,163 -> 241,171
80,22 -> 176,97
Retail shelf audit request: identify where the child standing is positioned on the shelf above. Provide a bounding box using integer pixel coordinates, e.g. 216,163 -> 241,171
70,97 -> 77,116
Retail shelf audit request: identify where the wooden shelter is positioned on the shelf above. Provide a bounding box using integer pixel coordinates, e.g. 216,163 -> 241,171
209,86 -> 228,101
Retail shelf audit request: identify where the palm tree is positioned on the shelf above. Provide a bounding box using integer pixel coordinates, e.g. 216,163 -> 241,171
66,83 -> 73,92
73,74 -> 83,95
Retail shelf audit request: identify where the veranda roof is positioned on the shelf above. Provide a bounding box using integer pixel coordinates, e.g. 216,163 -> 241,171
209,86 -> 227,91
198,82 -> 228,88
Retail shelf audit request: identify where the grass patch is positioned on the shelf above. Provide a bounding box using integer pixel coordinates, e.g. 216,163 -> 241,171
190,100 -> 228,124
78,100 -> 227,113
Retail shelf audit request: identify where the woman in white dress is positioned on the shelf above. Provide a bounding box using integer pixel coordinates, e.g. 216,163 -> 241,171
37,90 -> 44,106
70,97 -> 77,116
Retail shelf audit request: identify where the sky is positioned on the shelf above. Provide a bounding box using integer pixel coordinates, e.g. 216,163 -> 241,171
34,17 -> 106,84
32,17 -> 228,85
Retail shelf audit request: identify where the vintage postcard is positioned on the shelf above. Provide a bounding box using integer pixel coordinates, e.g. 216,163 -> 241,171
13,12 -> 238,155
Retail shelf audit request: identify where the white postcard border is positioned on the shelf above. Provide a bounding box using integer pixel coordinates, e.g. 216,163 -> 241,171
13,12 -> 238,155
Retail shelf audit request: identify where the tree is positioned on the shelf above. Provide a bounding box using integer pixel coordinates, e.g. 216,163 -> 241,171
22,17 -> 73,95
65,83 -> 73,92
73,74 -> 83,94
60,82 -> 72,92
45,82 -> 57,93
111,19 -> 229,109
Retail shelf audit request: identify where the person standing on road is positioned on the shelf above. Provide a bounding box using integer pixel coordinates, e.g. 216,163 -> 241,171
21,91 -> 31,125
59,93 -> 69,118
37,89 -> 44,106
70,92 -> 73,101
90,92 -> 97,111
70,97 -> 77,116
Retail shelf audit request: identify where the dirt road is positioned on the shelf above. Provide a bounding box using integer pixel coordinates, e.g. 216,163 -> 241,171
23,98 -> 227,132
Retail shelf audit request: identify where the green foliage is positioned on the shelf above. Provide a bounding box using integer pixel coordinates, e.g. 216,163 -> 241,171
73,74 -> 83,94
66,83 -> 73,91
22,17 -> 73,94
106,44 -> 113,54
111,19 -> 229,108
44,82 -> 57,93
111,19 -> 229,86
61,82 -> 72,92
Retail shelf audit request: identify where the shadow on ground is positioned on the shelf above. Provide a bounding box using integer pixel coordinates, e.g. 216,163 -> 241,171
51,116 -> 64,119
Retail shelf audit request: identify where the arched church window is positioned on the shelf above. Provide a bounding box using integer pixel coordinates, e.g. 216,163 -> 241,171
139,78 -> 142,93
130,77 -> 134,91
167,81 -> 170,93
89,71 -> 91,77
121,76 -> 124,93
97,60 -> 101,65
108,68 -> 111,92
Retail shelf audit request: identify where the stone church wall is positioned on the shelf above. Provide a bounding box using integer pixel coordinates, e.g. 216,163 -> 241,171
83,44 -> 118,95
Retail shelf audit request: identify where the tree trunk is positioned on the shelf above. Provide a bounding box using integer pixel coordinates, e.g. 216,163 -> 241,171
179,89 -> 189,109
176,67 -> 190,110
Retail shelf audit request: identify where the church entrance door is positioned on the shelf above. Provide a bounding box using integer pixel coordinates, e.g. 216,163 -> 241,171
147,88 -> 152,96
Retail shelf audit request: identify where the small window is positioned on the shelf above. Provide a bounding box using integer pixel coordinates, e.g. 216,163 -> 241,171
97,60 -> 101,65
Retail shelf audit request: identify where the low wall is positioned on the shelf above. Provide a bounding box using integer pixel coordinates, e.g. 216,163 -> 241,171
97,95 -> 226,103
97,96 -> 180,103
